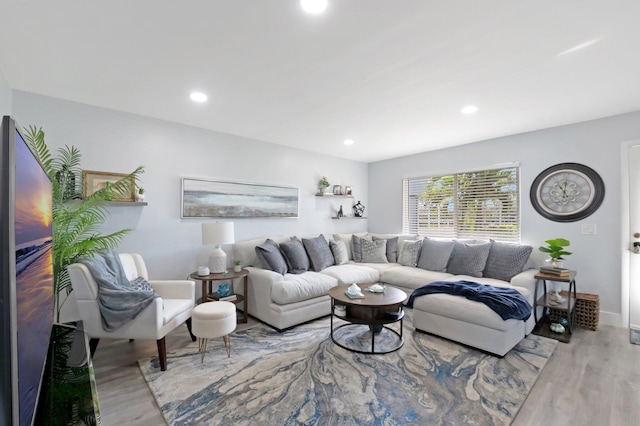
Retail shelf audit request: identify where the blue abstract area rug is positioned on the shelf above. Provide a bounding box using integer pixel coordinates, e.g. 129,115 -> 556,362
138,312 -> 556,426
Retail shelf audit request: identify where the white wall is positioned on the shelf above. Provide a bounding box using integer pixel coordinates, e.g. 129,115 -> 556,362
0,67 -> 11,116
369,111 -> 640,325
12,91 -> 368,285
12,88 -> 640,326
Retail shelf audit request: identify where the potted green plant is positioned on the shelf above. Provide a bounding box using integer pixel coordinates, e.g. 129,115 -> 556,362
233,260 -> 242,272
24,126 -> 144,322
136,187 -> 145,202
317,176 -> 330,195
539,238 -> 571,267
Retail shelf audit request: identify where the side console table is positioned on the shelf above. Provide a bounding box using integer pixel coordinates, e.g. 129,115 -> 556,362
190,269 -> 249,324
532,270 -> 577,343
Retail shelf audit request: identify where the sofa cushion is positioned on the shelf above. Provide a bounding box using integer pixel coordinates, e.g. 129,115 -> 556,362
411,292 -> 523,332
271,272 -> 338,305
360,238 -> 388,263
373,236 -> 399,263
398,239 -> 422,267
234,236 -> 289,268
352,234 -> 373,262
332,233 -> 367,261
483,240 -> 533,282
382,265 -> 452,290
280,237 -> 310,274
255,239 -> 288,275
321,264 -> 379,285
130,276 -> 155,293
302,234 -> 335,271
330,240 -> 349,265
417,238 -> 454,272
446,241 -> 491,277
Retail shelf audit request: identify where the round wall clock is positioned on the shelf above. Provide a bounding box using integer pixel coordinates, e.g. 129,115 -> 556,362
530,162 -> 605,222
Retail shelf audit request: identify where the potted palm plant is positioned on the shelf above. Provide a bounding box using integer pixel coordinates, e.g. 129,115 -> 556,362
24,126 -> 144,322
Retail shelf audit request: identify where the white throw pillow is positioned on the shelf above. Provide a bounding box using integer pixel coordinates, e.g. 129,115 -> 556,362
330,240 -> 349,265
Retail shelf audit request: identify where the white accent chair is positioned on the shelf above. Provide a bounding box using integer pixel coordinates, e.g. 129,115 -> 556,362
67,253 -> 196,371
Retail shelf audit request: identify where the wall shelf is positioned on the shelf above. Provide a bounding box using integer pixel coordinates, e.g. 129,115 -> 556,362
316,194 -> 354,198
105,201 -> 148,206
332,217 -> 367,220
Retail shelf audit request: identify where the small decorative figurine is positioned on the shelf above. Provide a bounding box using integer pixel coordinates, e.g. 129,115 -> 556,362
337,205 -> 344,217
353,201 -> 365,217
218,283 -> 231,297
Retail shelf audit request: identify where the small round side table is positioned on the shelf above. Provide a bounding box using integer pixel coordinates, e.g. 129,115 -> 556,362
190,268 -> 249,324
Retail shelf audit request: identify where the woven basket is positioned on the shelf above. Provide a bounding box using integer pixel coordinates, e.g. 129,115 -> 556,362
548,291 -> 599,331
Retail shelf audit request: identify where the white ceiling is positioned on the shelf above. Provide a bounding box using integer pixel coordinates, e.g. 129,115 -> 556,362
1,0 -> 640,163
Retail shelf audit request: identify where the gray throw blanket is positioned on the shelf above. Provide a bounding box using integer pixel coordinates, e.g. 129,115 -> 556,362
77,250 -> 159,331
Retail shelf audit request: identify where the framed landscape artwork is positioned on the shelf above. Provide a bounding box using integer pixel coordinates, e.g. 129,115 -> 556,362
83,170 -> 135,201
181,178 -> 299,218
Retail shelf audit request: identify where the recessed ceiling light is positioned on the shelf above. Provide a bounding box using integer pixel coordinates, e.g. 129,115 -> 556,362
344,139 -> 355,146
461,105 -> 478,114
190,92 -> 208,103
300,0 -> 328,14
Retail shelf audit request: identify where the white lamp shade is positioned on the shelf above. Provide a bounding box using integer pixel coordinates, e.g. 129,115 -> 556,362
202,222 -> 235,246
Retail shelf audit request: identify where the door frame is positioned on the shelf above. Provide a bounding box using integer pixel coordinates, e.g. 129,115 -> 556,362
621,140 -> 640,329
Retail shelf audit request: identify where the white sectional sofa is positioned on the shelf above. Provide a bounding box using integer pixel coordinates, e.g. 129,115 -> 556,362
232,233 -> 544,356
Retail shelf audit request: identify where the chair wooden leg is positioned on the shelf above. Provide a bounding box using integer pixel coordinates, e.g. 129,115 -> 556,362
157,337 -> 167,371
89,338 -> 100,357
186,318 -> 197,342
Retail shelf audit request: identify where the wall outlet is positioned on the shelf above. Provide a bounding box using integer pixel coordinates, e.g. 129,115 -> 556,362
581,223 -> 597,235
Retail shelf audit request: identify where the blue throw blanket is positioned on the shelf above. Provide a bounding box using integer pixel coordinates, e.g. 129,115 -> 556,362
406,280 -> 532,321
77,250 -> 159,331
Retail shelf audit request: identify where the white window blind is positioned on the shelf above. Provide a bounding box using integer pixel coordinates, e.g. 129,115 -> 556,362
403,166 -> 521,242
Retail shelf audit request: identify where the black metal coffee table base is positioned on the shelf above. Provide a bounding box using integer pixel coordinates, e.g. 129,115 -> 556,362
331,312 -> 404,355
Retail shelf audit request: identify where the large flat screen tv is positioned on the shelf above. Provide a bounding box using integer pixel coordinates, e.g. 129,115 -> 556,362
0,116 -> 54,426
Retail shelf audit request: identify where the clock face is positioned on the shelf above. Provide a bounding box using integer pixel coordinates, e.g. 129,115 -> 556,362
530,163 -> 605,222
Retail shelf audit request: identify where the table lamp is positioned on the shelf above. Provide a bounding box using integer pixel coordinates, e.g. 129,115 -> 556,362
202,222 -> 235,273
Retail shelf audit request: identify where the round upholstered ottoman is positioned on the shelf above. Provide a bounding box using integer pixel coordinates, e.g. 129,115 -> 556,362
192,301 -> 237,362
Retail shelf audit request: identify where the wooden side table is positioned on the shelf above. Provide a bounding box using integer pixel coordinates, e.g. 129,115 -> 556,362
189,269 -> 249,323
532,270 -> 577,343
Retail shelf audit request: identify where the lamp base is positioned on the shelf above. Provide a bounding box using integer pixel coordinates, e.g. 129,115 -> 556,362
209,246 -> 227,274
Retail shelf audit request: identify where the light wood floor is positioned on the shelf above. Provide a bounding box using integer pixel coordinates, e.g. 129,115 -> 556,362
92,321 -> 640,425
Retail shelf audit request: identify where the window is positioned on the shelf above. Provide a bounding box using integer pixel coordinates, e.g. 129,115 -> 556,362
403,166 -> 521,242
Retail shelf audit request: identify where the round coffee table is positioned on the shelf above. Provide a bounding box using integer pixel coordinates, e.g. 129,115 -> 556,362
328,283 -> 407,354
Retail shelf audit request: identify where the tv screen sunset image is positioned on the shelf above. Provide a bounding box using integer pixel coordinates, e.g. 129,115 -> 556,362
14,129 -> 53,426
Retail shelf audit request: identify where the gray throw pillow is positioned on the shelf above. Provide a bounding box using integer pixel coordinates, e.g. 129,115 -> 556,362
446,241 -> 492,277
360,239 -> 388,263
417,238 -> 454,272
255,239 -> 288,275
351,234 -> 372,262
330,240 -> 349,265
302,234 -> 335,271
398,239 -> 422,267
373,236 -> 399,263
483,240 -> 533,281
130,276 -> 154,293
280,236 -> 310,274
